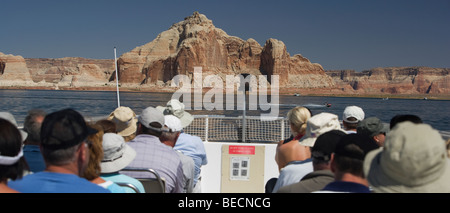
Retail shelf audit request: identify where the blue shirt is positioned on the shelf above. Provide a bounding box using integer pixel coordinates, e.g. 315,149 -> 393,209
8,172 -> 110,193
101,173 -> 146,193
317,181 -> 372,193
122,134 -> 184,193
174,133 -> 208,185
23,145 -> 46,173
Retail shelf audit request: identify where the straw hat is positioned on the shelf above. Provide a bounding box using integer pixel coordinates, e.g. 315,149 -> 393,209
156,99 -> 193,128
101,133 -> 136,173
299,112 -> 344,147
107,106 -> 137,137
364,122 -> 450,193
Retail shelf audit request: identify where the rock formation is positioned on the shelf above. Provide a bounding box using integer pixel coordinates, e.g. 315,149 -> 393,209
0,12 -> 448,97
25,57 -> 114,87
0,52 -> 34,86
326,67 -> 450,94
117,12 -> 333,89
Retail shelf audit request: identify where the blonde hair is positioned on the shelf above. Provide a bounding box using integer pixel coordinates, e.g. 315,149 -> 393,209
287,107 -> 311,136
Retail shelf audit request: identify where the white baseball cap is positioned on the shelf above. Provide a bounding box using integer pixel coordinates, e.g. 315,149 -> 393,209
342,106 -> 365,123
137,107 -> 166,132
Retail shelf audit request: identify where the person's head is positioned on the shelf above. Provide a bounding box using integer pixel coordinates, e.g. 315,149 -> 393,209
136,107 -> 167,137
311,130 -> 346,170
160,115 -> 182,147
107,106 -> 137,139
23,109 -> 47,145
342,106 -> 365,131
357,117 -> 389,147
0,112 -> 28,143
82,124 -> 104,180
156,99 -> 194,128
0,118 -> 28,182
101,133 -> 136,174
95,119 -> 117,134
364,122 -> 450,193
40,108 -> 97,175
287,106 -> 311,137
331,134 -> 378,180
389,114 -> 422,129
299,112 -> 343,147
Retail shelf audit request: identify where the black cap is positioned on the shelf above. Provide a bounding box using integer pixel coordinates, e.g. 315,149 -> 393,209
40,108 -> 97,150
334,133 -> 378,160
311,130 -> 346,161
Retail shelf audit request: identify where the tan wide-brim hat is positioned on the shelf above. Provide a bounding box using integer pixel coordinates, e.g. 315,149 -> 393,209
156,99 -> 193,128
107,106 -> 137,137
299,112 -> 344,147
364,122 -> 450,193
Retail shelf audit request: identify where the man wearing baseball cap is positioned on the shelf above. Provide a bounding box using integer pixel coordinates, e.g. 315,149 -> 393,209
8,108 -> 109,193
122,107 -> 184,193
342,106 -> 365,134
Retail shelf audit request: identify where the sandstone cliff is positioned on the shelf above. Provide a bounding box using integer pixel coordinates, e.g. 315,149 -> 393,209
25,57 -> 114,87
0,52 -> 34,86
117,12 -> 334,89
326,67 -> 450,94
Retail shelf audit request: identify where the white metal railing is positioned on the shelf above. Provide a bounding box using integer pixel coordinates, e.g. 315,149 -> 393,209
184,115 -> 450,143
183,115 -> 290,143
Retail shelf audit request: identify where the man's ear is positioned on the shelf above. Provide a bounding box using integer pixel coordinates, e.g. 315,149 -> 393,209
330,153 -> 337,173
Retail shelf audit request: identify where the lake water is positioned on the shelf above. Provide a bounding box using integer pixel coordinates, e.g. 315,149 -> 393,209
0,89 -> 449,132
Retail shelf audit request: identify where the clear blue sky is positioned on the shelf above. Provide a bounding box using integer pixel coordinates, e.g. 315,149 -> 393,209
1,0 -> 449,71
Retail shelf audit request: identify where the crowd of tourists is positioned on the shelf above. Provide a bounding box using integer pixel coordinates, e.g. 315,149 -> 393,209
0,100 -> 449,193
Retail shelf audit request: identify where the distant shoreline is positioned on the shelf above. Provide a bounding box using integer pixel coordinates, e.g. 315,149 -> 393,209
1,85 -> 449,101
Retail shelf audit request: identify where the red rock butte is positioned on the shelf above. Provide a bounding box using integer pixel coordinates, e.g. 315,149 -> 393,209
0,12 -> 449,98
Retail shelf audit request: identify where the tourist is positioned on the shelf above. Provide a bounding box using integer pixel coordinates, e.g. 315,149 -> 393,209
364,122 -> 450,193
282,106 -> 312,144
342,106 -> 365,134
160,115 -> 195,193
357,117 -> 389,147
82,124 -> 125,193
277,130 -> 346,193
8,108 -> 110,193
0,118 -> 29,193
274,107 -> 311,174
267,113 -> 344,193
389,114 -> 422,129
122,106 -> 184,193
107,106 -> 137,142
22,109 -> 47,173
157,99 -> 207,193
100,132 -> 145,193
314,133 -> 378,193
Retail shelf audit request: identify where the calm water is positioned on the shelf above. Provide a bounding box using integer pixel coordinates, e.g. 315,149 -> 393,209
0,89 -> 449,132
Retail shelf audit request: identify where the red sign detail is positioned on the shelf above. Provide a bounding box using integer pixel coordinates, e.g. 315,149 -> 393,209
229,145 -> 255,155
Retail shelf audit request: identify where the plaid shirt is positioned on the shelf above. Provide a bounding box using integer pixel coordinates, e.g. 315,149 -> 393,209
123,134 -> 184,193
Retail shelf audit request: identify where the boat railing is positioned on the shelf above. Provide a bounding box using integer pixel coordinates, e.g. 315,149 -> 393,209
184,115 -> 290,143
184,115 -> 450,143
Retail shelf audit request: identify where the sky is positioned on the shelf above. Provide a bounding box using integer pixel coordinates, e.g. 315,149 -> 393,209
1,0 -> 449,71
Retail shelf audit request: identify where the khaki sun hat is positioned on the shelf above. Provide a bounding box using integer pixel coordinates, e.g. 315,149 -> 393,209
364,121 -> 450,193
107,106 -> 137,137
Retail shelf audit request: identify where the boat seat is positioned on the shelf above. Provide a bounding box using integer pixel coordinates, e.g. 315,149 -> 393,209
116,182 -> 141,193
120,167 -> 166,193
